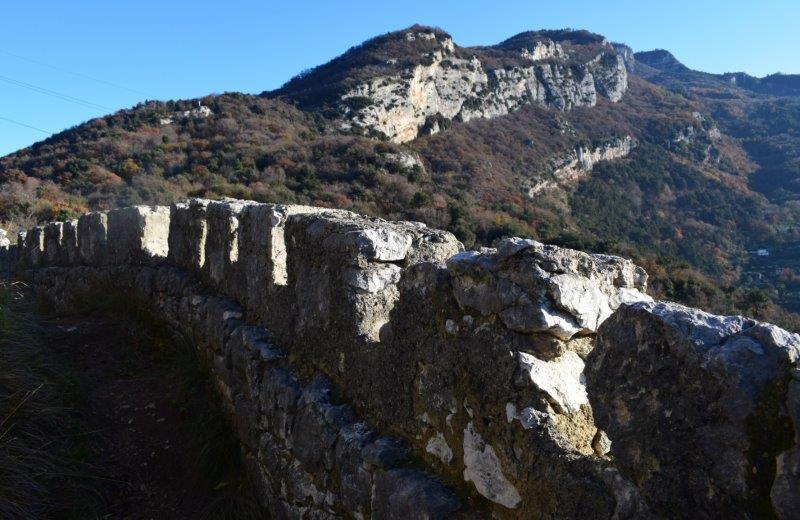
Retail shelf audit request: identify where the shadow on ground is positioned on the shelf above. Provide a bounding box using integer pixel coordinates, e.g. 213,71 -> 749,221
0,282 -> 264,519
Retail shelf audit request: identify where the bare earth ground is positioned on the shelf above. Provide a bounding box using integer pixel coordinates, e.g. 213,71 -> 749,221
44,314 -> 197,518
28,304 -> 261,519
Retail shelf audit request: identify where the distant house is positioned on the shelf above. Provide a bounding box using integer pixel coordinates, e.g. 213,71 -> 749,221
757,249 -> 770,257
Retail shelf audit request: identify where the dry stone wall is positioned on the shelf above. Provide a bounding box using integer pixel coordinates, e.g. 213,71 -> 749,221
3,199 -> 800,519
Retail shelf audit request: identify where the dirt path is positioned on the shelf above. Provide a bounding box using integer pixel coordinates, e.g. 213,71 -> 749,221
42,314 -> 193,518
36,309 -> 261,519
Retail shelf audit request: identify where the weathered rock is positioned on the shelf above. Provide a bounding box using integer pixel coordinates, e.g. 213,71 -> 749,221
77,212 -> 108,265
237,203 -> 283,318
528,136 -> 635,196
168,198 -> 210,271
43,221 -> 64,267
592,429 -> 612,457
590,53 -> 628,102
773,377 -> 800,519
107,206 -> 170,264
382,151 -> 423,172
361,437 -> 409,469
331,31 -> 628,143
517,350 -> 588,414
24,226 -> 45,268
61,220 -> 79,266
587,300 -> 800,518
448,237 -> 650,341
286,211 -> 461,344
352,227 -> 412,261
203,200 -> 253,290
370,468 -> 461,519
238,203 -> 354,320
462,421 -> 522,508
344,264 -> 402,294
425,432 -> 453,465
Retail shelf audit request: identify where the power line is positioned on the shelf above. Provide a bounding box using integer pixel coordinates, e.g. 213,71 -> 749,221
0,48 -> 152,98
0,74 -> 110,111
0,115 -> 51,134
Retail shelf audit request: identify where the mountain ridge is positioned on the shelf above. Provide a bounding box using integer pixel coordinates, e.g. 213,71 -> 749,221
2,24 -> 800,329
270,25 -> 627,143
622,46 -> 800,97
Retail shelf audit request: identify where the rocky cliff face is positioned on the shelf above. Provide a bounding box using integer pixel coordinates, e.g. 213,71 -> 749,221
611,43 -> 636,72
527,135 -> 635,196
275,27 -> 628,143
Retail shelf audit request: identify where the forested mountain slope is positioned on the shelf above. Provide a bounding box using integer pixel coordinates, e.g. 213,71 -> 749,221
2,25 -> 800,327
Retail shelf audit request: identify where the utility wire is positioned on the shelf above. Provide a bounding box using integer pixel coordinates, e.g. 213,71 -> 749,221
0,48 -> 152,98
0,74 -> 110,111
0,115 -> 51,134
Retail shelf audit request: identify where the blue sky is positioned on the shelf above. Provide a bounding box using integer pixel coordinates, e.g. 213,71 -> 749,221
1,0 -> 798,156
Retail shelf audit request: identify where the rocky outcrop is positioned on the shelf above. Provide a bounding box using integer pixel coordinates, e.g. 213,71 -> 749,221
342,32 -> 627,142
159,104 -> 213,125
4,199 -> 799,518
519,39 -> 564,61
612,43 -> 637,73
527,135 -> 634,195
281,28 -> 629,143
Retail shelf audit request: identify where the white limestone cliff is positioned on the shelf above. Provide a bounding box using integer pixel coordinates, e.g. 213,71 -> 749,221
339,31 -> 628,143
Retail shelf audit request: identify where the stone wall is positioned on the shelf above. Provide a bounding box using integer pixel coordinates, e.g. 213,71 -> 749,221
4,199 -> 800,519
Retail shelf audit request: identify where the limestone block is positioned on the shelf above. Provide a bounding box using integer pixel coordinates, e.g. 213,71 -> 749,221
203,200 -> 258,297
0,244 -> 15,272
447,237 -> 650,341
517,350 -> 587,414
229,324 -> 281,399
259,367 -> 302,443
0,245 -> 9,273
238,203 -> 283,319
77,211 -> 108,265
24,226 -> 45,268
336,423 -> 375,516
462,421 -> 521,508
168,199 -> 210,272
201,296 -> 244,356
773,375 -> 800,519
284,211 -> 461,345
107,205 -> 170,265
62,220 -> 79,266
43,221 -> 64,267
291,379 -> 342,474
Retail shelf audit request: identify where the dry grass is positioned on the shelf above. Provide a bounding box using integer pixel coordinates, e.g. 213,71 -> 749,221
0,281 -> 99,518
